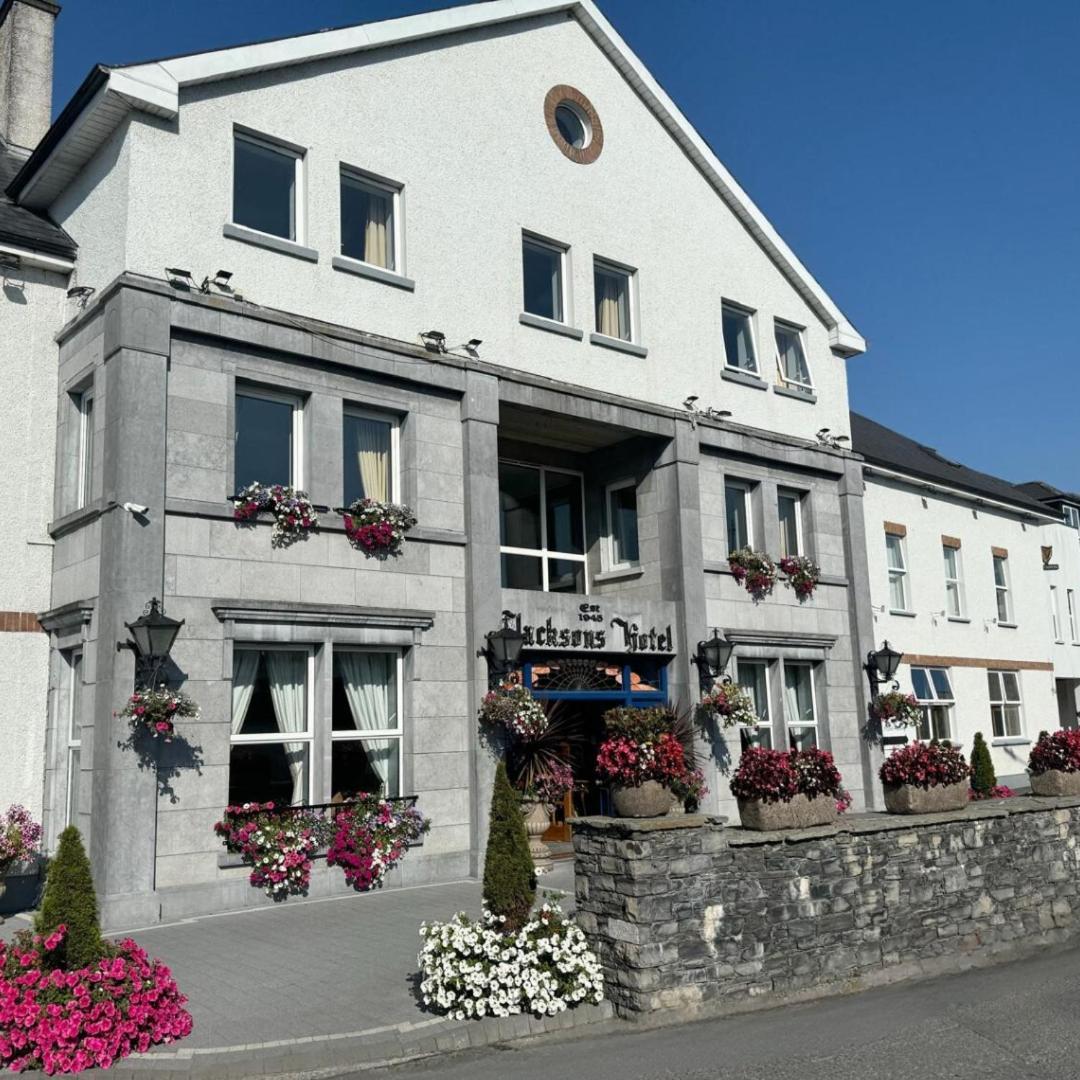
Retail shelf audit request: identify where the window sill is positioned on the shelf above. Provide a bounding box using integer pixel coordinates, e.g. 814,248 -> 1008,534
773,383 -> 818,404
332,255 -> 413,290
720,367 -> 767,391
947,616 -> 971,624
49,499 -> 109,539
996,621 -> 1018,629
594,565 -> 644,583
519,312 -> 584,340
991,737 -> 1030,748
223,222 -> 319,262
888,609 -> 917,618
589,332 -> 648,358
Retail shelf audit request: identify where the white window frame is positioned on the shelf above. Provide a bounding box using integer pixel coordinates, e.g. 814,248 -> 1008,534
993,554 -> 1012,623
342,405 -> 401,504
774,319 -> 814,391
499,461 -> 589,594
75,388 -> 94,510
61,649 -> 83,828
782,660 -> 818,749
339,164 -> 403,273
235,383 -> 304,491
942,544 -> 965,618
1063,504 -> 1080,530
1068,589 -> 1079,644
232,128 -> 305,243
988,669 -> 1024,740
886,533 -> 909,612
229,645 -> 316,805
522,232 -> 569,325
736,659 -> 773,750
1051,585 -> 1063,642
725,479 -> 754,553
604,478 -> 639,571
592,257 -> 636,343
777,488 -> 804,558
330,647 -> 404,799
910,666 -> 954,741
721,300 -> 759,374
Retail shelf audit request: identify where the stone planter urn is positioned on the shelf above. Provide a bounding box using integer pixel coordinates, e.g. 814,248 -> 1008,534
883,780 -> 969,814
737,793 -> 837,831
611,781 -> 675,818
1029,769 -> 1080,797
522,799 -> 553,869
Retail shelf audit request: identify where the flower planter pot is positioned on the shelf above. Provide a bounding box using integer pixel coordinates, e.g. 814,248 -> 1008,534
1029,769 -> 1080,797
883,780 -> 969,814
611,781 -> 674,818
737,793 -> 837,831
522,799 -> 553,868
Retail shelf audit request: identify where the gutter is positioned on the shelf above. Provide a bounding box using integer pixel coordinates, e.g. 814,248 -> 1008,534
0,241 -> 74,273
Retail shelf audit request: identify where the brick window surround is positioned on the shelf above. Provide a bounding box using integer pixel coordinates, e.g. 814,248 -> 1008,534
544,85 -> 604,165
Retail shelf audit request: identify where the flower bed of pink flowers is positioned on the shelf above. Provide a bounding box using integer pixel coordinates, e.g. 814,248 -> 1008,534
0,926 -> 192,1074
213,803 -> 323,899
326,796 -> 430,891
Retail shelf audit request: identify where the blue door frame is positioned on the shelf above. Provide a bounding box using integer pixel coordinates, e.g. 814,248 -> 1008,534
521,657 -> 669,706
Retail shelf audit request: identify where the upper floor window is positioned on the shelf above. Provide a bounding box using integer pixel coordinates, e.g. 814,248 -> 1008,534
343,409 -> 397,505
777,489 -> 804,558
987,669 -> 1023,738
722,302 -> 757,373
910,666 -> 954,741
233,130 -> 302,241
775,320 -> 812,391
75,388 -> 94,510
235,386 -> 302,491
886,532 -> 909,611
522,235 -> 567,323
1051,585 -> 1063,642
942,543 -> 964,618
725,480 -> 753,553
605,479 -> 639,570
992,552 -> 1012,623
499,462 -> 585,593
1063,504 -> 1080,530
340,168 -> 399,271
594,259 -> 633,342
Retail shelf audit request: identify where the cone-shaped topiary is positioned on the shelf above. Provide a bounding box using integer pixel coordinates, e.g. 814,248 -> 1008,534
36,825 -> 104,970
970,732 -> 997,796
482,760 -> 535,931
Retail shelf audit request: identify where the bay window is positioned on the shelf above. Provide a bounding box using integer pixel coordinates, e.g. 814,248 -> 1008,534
911,666 -> 954,741
343,408 -> 397,505
988,670 -> 1023,738
331,650 -> 402,799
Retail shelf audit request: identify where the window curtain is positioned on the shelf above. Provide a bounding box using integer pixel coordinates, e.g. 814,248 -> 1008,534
231,650 -> 260,736
784,667 -> 812,726
266,651 -> 307,805
356,419 -> 390,503
364,193 -> 390,269
596,274 -> 622,338
337,652 -> 394,795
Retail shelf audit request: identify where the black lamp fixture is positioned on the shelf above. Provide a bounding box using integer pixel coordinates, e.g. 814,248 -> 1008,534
692,628 -> 735,688
117,598 -> 185,688
478,610 -> 525,687
420,329 -> 447,353
864,639 -> 903,696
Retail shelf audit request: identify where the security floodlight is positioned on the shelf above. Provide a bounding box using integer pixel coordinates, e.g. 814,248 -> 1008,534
165,267 -> 195,288
420,330 -> 446,352
66,285 -> 95,301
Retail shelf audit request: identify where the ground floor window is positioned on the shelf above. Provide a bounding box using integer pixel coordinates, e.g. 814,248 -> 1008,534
60,649 -> 83,827
331,650 -> 402,798
783,661 -> 818,750
737,661 -> 772,750
911,666 -> 954,741
988,669 -> 1023,738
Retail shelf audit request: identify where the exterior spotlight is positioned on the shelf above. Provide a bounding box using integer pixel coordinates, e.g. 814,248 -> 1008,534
420,330 -> 446,352
201,270 -> 234,293
165,267 -> 195,289
478,610 -> 525,687
117,597 -> 185,689
0,252 -> 22,272
864,640 -> 903,696
66,285 -> 95,302
692,628 -> 734,688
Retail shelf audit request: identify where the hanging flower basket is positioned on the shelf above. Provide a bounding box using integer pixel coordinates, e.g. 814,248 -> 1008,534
698,681 -> 758,728
779,555 -> 820,600
327,794 -> 431,890
0,804 -> 41,879
870,690 -> 921,730
727,548 -> 777,599
342,498 -> 417,558
232,482 -> 319,547
478,685 -> 549,742
116,687 -> 199,743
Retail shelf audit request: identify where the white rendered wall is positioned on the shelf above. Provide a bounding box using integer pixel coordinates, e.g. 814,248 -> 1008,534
51,13 -> 854,440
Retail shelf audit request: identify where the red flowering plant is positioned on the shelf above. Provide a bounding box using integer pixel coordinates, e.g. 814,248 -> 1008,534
231,482 -> 318,547
0,925 -> 192,1074
595,707 -> 703,794
727,548 -> 777,600
779,555 -> 820,600
526,760 -> 575,808
0,805 -> 42,877
342,499 -> 417,559
116,687 -> 198,744
870,690 -> 921,730
730,747 -> 843,805
1028,729 -> 1080,775
326,794 -> 430,891
878,740 -> 970,790
969,785 -> 1014,801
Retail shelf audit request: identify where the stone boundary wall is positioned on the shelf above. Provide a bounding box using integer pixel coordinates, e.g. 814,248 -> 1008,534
572,797 -> 1080,1018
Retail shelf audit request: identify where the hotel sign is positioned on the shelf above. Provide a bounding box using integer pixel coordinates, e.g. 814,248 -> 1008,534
521,604 -> 674,654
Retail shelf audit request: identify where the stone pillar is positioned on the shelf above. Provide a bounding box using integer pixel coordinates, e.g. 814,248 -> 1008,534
90,287 -> 172,928
460,369 -> 501,876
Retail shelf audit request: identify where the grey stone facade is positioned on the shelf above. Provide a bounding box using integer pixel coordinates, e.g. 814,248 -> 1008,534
573,798 -> 1080,1018
40,275 -> 878,927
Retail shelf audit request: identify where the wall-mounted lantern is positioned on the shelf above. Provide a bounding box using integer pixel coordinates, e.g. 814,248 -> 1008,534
864,639 -> 903,697
692,628 -> 734,690
478,610 -> 524,687
117,597 -> 184,689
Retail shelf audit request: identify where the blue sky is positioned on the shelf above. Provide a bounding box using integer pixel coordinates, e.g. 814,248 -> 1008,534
49,0 -> 1080,491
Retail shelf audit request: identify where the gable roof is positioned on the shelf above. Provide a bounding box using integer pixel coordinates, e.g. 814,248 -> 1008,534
850,412 -> 1051,518
5,0 -> 864,354
0,144 -> 76,260
1016,480 -> 1080,508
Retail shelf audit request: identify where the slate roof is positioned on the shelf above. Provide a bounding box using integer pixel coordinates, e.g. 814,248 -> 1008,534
849,412 -> 1050,517
1015,480 -> 1080,507
0,144 -> 76,259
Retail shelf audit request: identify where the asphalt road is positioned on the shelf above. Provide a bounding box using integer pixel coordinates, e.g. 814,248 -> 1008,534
367,944 -> 1080,1080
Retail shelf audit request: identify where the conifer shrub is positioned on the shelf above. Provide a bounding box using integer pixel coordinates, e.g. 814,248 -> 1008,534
36,825 -> 104,970
482,761 -> 534,931
969,732 -> 997,796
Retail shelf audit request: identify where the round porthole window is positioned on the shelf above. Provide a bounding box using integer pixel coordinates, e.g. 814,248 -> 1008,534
544,85 -> 604,164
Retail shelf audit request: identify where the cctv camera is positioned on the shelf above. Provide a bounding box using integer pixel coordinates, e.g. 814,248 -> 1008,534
123,502 -> 149,516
